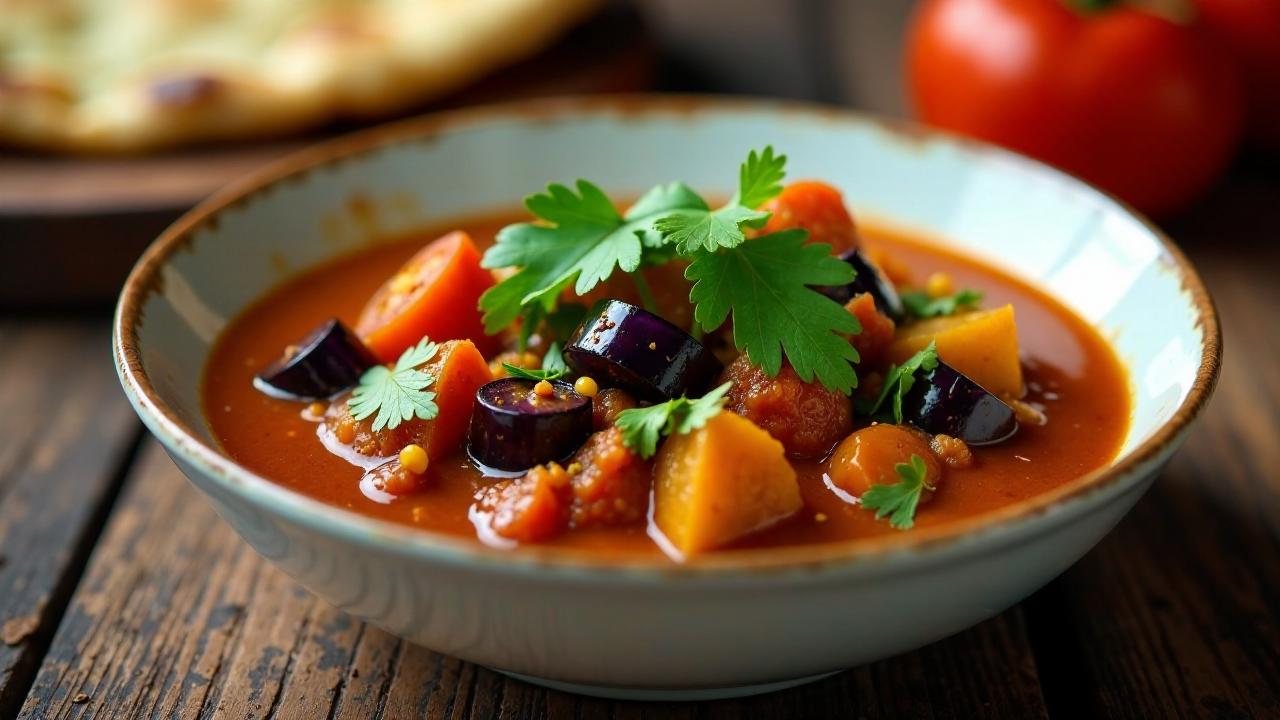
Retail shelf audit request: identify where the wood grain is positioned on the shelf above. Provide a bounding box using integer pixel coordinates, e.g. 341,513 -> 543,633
17,439 -> 1051,719
0,321 -> 142,717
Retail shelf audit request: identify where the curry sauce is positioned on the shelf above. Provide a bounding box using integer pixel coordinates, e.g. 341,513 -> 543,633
203,214 -> 1130,558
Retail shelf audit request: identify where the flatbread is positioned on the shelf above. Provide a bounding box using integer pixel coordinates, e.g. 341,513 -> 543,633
0,0 -> 599,153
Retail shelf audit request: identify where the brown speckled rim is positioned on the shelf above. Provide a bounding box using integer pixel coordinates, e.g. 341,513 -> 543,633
114,95 -> 1222,579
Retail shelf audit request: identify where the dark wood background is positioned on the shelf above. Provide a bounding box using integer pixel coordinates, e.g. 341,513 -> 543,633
2,2 -> 1277,717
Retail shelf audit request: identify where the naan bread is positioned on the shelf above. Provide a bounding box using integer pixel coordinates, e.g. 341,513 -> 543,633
0,0 -> 598,153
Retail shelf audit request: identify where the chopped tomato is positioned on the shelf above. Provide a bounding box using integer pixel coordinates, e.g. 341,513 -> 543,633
568,427 -> 650,528
477,463 -> 572,543
719,355 -> 853,459
591,388 -> 638,431
761,181 -> 860,253
356,231 -> 499,363
845,293 -> 896,370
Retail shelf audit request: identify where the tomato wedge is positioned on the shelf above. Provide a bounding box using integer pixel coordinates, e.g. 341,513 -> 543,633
356,231 -> 499,362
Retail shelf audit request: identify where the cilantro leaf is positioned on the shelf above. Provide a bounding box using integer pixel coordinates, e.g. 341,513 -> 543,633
614,382 -> 732,459
859,454 -> 935,530
514,302 -> 588,351
685,230 -> 860,393
901,289 -> 983,318
652,147 -> 785,254
860,342 -> 939,423
502,341 -> 569,382
628,182 -> 708,239
543,303 -> 588,343
480,181 -> 705,333
542,341 -> 568,375
736,145 -> 787,209
348,337 -> 440,432
502,365 -> 564,382
654,205 -> 769,254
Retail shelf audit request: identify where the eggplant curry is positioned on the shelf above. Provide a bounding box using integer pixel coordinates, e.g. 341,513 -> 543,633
203,148 -> 1129,560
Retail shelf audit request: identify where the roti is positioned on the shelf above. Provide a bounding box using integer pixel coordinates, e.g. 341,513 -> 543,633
0,0 -> 598,153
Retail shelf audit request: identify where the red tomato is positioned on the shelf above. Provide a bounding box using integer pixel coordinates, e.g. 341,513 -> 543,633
906,0 -> 1244,216
1195,0 -> 1280,150
356,231 -> 499,362
760,181 -> 860,253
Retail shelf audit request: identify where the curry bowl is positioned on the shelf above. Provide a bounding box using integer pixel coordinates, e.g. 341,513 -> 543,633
114,97 -> 1219,700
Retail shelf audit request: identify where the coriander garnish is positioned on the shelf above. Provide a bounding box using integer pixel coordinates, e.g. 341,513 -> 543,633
614,382 -> 732,459
859,454 -> 935,530
348,337 -> 439,432
652,147 -> 784,253
860,341 -> 939,424
686,229 -> 860,392
478,179 -> 705,333
502,341 -> 569,382
900,289 -> 983,318
481,146 -> 864,395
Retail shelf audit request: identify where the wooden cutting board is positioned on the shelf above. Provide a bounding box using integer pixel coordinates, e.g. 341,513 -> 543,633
0,7 -> 655,307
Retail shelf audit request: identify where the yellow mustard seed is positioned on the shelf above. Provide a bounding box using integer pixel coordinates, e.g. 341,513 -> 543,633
399,444 -> 429,475
533,379 -> 555,398
336,422 -> 356,444
925,272 -> 954,298
574,376 -> 599,397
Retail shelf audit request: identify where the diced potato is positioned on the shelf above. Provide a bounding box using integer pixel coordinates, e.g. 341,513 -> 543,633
653,413 -> 803,556
889,304 -> 1023,397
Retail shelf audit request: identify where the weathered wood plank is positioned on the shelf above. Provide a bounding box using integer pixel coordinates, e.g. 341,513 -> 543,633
1019,172 -> 1280,719
18,437 -> 1050,718
0,321 -> 141,717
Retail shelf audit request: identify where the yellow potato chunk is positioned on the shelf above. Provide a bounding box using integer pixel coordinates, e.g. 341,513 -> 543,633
890,304 -> 1023,397
653,413 -> 803,556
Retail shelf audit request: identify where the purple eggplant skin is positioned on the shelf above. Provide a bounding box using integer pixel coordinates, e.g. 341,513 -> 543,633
902,360 -> 1018,445
466,378 -> 594,472
254,319 -> 378,401
563,300 -> 723,401
817,250 -> 905,323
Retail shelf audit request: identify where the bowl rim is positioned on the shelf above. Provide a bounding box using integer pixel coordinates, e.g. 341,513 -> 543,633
113,94 -> 1222,578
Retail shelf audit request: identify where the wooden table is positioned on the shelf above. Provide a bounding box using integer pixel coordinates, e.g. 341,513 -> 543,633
2,167 -> 1276,719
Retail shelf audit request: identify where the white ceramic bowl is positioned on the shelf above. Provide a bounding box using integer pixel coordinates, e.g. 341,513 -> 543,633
114,97 -> 1220,701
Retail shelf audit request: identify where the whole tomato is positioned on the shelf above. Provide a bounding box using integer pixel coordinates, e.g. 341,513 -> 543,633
1194,0 -> 1280,150
906,0 -> 1244,216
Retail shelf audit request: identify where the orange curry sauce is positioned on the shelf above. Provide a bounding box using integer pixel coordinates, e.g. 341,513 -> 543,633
202,215 -> 1130,558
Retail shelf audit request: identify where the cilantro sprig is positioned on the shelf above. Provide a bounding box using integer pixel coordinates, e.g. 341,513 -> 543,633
860,454 -> 935,530
348,337 -> 440,432
614,382 -> 731,459
860,342 -> 939,424
686,230 -> 860,392
901,289 -> 982,318
479,180 -> 704,333
481,146 -> 863,394
653,147 -> 785,253
502,341 -> 569,381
